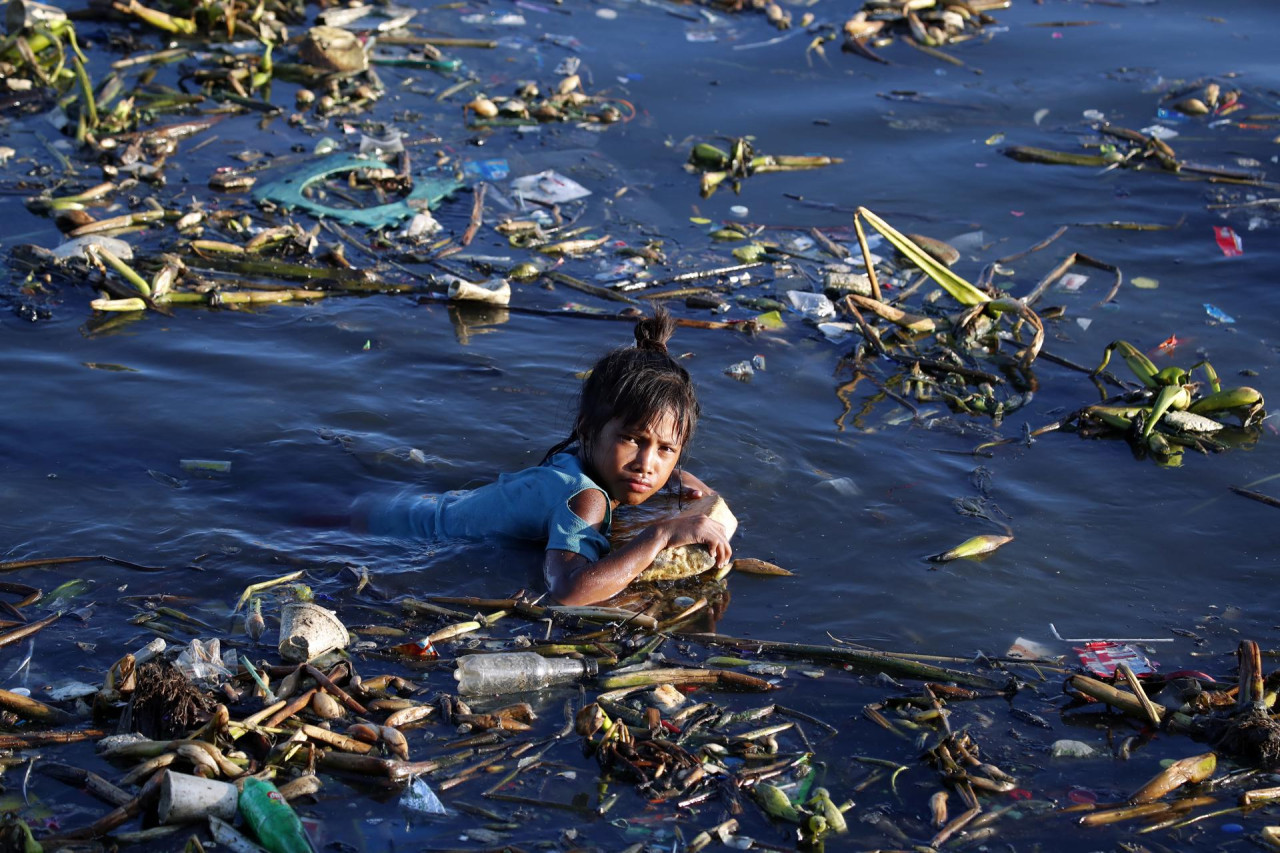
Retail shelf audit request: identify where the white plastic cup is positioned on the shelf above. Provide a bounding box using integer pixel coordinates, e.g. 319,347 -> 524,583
278,602 -> 350,663
157,770 -> 239,825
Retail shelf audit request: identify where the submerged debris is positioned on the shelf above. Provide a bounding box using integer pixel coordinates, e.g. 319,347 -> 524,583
3,566 -> 1278,850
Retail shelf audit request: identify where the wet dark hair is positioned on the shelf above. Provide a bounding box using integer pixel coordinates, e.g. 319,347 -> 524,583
543,308 -> 700,464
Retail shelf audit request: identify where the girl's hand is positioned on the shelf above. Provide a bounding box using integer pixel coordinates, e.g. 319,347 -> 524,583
677,470 -> 715,501
661,514 -> 733,567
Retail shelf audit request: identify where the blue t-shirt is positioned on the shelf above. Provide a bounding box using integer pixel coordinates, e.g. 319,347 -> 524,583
359,453 -> 613,560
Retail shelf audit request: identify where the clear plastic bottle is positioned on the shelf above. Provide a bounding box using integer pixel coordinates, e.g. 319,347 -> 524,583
453,652 -> 597,695
238,777 -> 314,853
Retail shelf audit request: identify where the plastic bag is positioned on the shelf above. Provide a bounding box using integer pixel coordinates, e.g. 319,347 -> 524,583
786,290 -> 836,321
400,776 -> 447,815
174,638 -> 233,683
510,170 -> 591,205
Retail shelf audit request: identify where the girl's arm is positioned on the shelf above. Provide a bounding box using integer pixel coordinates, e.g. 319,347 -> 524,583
543,489 -> 732,606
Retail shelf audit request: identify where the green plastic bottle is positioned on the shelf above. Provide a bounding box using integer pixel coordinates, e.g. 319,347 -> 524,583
238,777 -> 314,853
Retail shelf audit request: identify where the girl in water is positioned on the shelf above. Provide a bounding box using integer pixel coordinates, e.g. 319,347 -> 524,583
357,309 -> 731,605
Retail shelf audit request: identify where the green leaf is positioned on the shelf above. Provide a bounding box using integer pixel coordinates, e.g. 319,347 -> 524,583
857,207 -> 989,306
928,534 -> 1013,563
43,578 -> 92,608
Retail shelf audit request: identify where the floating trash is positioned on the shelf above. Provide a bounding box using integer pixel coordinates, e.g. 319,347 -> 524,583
1204,303 -> 1236,323
1213,225 -> 1243,257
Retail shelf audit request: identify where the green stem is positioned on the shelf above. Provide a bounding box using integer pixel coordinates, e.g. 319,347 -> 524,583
93,245 -> 151,296
72,56 -> 97,129
1003,145 -> 1111,167
679,633 -> 1010,690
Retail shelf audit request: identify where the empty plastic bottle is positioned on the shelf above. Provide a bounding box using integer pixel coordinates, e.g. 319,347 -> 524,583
238,777 -> 313,853
453,652 -> 597,695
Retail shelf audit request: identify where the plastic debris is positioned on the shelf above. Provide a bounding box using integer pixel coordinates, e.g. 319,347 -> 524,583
746,663 -> 786,677
400,776 -> 448,815
785,290 -> 836,321
845,251 -> 883,268
1051,739 -> 1099,758
1204,303 -> 1235,324
1005,637 -> 1060,662
398,211 -> 442,241
391,637 -> 440,659
278,602 -> 350,663
448,277 -> 511,306
253,154 -> 463,229
174,638 -> 233,683
454,651 -> 596,694
463,159 -> 511,182
754,310 -> 785,330
159,771 -> 240,825
46,681 -> 100,701
817,321 -> 856,343
1132,276 -> 1160,289
358,130 -> 404,156
239,777 -> 314,853
724,360 -> 755,381
1213,225 -> 1243,257
1059,273 -> 1088,292
510,170 -> 591,205
133,637 -> 167,664
462,12 -> 524,25
1074,641 -> 1158,679
595,257 -> 646,284
52,235 -> 133,262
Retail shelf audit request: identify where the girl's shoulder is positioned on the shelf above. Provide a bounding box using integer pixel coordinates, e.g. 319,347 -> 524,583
542,451 -> 590,481
497,452 -> 597,496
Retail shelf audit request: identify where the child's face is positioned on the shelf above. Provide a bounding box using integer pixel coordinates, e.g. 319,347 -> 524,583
588,411 -> 683,507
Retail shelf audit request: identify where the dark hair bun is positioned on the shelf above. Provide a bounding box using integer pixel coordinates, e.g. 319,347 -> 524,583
634,307 -> 675,354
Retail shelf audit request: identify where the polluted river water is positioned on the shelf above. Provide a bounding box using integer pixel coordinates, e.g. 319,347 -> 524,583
2,0 -> 1280,849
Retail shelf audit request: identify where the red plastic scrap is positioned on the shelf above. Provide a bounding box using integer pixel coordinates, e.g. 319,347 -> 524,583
390,638 -> 439,658
1213,226 -> 1243,257
1067,788 -> 1098,805
1074,641 -> 1158,678
1165,669 -> 1216,682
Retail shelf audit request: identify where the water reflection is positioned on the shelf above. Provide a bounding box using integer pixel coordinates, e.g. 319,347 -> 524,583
447,301 -> 510,346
